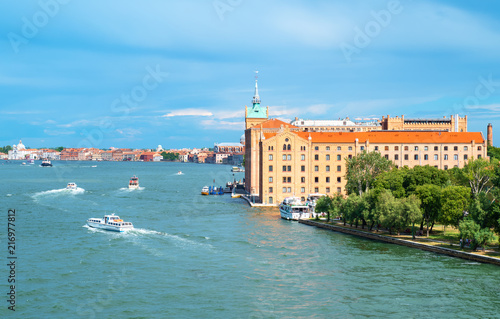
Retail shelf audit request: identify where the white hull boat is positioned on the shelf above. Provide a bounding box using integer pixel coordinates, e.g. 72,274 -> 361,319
87,214 -> 134,232
279,197 -> 311,220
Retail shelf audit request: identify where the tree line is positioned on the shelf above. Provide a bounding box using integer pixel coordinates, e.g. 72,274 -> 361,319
316,148 -> 500,251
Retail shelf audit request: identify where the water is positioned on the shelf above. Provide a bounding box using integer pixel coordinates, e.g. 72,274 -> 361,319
2,161 -> 500,318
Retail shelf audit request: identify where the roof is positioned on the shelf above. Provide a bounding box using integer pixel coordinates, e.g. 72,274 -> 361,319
256,118 -> 298,129
215,143 -> 244,147
264,131 -> 484,144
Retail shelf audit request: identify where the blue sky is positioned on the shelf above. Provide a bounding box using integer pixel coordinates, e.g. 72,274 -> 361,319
1,0 -> 500,149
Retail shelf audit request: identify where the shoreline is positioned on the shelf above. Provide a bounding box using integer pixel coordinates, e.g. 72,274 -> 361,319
299,219 -> 500,266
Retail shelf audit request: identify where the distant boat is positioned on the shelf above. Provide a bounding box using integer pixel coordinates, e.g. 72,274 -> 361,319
129,175 -> 139,189
91,165 -> 97,168
66,182 -> 77,190
231,166 -> 244,172
177,171 -> 183,175
28,159 -> 34,164
87,213 -> 134,232
201,186 -> 209,195
41,160 -> 52,167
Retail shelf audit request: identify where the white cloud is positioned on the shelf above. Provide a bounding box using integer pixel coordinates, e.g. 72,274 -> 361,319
44,129 -> 75,136
200,119 -> 244,131
162,108 -> 214,117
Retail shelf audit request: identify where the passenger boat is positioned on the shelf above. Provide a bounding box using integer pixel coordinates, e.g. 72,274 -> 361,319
66,182 -> 77,190
231,166 -> 245,172
279,197 -> 311,220
41,159 -> 53,167
306,193 -> 326,217
128,175 -> 139,189
86,214 -> 134,232
201,186 -> 209,195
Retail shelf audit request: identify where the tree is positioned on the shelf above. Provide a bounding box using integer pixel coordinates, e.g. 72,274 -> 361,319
345,151 -> 394,196
343,195 -> 362,227
372,167 -> 407,198
414,184 -> 442,237
376,190 -> 403,235
360,190 -> 379,230
0,145 -> 12,153
487,145 -> 500,162
55,146 -> 64,152
315,194 -> 345,222
459,218 -> 495,251
403,165 -> 449,194
462,157 -> 494,197
440,186 -> 470,228
400,195 -> 422,239
161,152 -> 179,161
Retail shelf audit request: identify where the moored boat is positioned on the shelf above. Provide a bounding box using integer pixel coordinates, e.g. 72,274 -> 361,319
231,166 -> 245,172
279,197 -> 311,220
86,213 -> 134,232
306,193 -> 326,217
129,175 -> 139,189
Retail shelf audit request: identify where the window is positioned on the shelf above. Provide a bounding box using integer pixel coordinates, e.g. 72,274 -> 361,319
315,177 -> 319,183
315,146 -> 319,151
269,187 -> 273,193
314,187 -> 319,193
326,146 -> 330,151
464,154 -> 468,160
348,146 -> 353,151
404,154 -> 408,160
268,154 -> 273,160
315,165 -> 319,171
360,146 -> 365,151
287,154 -> 291,161
348,155 -> 352,159
444,165 -> 448,170
424,146 -> 428,151
478,146 -> 482,151
337,187 -> 342,193
283,144 -> 287,151
282,187 -> 286,193
478,155 -> 482,159
337,155 -> 341,161
384,155 -> 389,159
269,165 -> 273,172
444,146 -> 448,151
414,154 -> 418,160
394,154 -> 399,160
282,165 -> 286,172
444,155 -> 448,160
395,146 -> 399,151
301,154 -> 305,161
404,146 -> 409,151
287,177 -> 291,183
283,177 -> 287,183
269,177 -> 273,183
301,177 -> 305,183
337,177 -> 341,183
326,154 -> 330,160
287,165 -> 291,171
434,146 -> 438,151
454,146 -> 458,151
385,146 -> 389,151
314,154 -> 319,160
282,154 -> 286,161
337,165 -> 341,172
434,154 -> 438,160
301,165 -> 305,172
326,187 -> 330,193
374,146 -> 379,151
287,144 -> 291,151
337,146 -> 341,151
301,187 -> 305,193
454,155 -> 458,161
287,187 -> 291,193
326,177 -> 330,183
414,146 -> 419,151
269,197 -> 273,204
464,146 -> 468,151
326,165 -> 330,172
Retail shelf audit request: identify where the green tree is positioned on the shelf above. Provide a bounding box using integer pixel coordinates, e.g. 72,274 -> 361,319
360,190 -> 379,230
403,165 -> 449,194
401,194 -> 422,239
372,167 -> 407,198
343,195 -> 362,227
376,190 -> 403,235
459,218 -> 495,251
316,194 -> 345,222
161,152 -> 179,161
0,145 -> 12,153
414,184 -> 442,237
345,151 -> 394,196
440,186 -> 470,228
462,157 -> 494,197
487,145 -> 500,162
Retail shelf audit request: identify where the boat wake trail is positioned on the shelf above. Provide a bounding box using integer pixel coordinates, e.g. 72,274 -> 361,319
33,187 -> 85,198
118,187 -> 145,192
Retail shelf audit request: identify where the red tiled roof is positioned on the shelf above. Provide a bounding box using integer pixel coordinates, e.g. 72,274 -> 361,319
257,118 -> 297,129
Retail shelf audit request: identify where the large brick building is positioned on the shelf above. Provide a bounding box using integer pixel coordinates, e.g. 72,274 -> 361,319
244,80 -> 488,205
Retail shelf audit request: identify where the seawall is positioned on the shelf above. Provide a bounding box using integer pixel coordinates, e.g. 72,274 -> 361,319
299,220 -> 500,266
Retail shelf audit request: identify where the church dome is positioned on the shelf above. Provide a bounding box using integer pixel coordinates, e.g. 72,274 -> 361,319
240,134 -> 245,145
17,139 -> 26,150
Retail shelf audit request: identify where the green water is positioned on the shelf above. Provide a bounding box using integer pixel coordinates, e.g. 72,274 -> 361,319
1,161 -> 499,318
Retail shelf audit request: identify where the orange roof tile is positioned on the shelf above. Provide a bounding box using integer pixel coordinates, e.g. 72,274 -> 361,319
256,118 -> 297,129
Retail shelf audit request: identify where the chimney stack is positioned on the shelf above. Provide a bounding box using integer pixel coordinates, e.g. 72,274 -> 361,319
487,123 -> 493,146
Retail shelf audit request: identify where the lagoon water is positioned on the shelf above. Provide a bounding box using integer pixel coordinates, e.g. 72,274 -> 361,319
2,161 -> 500,318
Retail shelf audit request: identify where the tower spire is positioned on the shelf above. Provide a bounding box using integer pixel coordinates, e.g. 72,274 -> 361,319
252,71 -> 260,105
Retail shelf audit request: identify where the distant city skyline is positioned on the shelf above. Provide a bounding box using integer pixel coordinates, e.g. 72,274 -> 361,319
2,0 -> 500,149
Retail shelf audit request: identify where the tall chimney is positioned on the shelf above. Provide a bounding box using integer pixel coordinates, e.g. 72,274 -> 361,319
487,123 -> 493,146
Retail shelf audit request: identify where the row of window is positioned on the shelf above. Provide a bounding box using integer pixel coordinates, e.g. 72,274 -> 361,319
269,176 -> 342,183
270,165 -> 344,172
388,154 -> 477,161
268,187 -> 343,195
270,145 -> 482,152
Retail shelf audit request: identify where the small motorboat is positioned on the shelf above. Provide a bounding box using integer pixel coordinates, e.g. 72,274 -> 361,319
129,175 -> 139,189
28,159 -> 35,164
177,171 -> 183,175
87,213 -> 134,232
41,159 -> 53,167
66,182 -> 77,190
201,186 -> 209,195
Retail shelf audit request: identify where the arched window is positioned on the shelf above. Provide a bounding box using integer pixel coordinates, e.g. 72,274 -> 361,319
287,144 -> 291,151
283,144 -> 287,151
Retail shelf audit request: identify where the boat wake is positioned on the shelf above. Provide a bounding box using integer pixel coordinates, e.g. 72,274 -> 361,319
118,187 -> 145,192
33,187 -> 85,198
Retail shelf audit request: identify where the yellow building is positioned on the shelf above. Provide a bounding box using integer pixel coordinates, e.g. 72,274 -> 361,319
381,114 -> 467,132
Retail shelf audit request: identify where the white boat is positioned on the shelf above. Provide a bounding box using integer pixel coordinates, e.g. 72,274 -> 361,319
231,166 -> 245,172
201,186 -> 209,195
66,182 -> 77,190
129,175 -> 139,189
177,171 -> 183,175
28,159 -> 35,164
306,193 -> 326,217
279,197 -> 311,220
87,214 -> 134,232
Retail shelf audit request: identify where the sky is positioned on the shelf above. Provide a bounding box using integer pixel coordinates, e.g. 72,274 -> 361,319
1,0 -> 500,149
